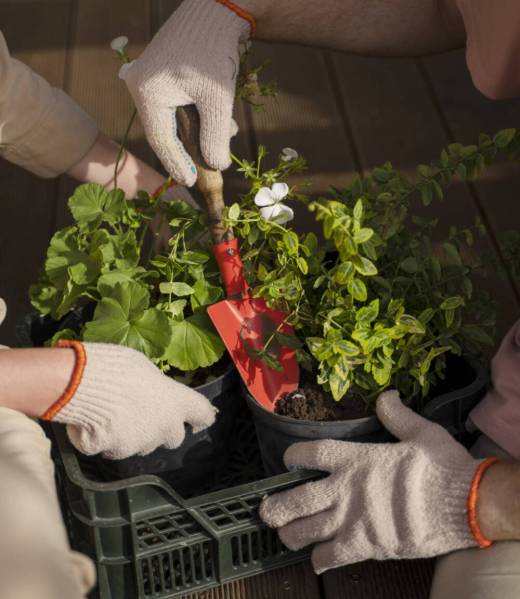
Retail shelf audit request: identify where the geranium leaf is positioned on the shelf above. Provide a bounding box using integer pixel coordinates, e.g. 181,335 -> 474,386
83,282 -> 171,359
165,312 -> 225,370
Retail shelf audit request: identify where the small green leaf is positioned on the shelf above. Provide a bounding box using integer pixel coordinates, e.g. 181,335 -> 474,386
190,279 -> 223,310
353,228 -> 373,244
347,278 -> 367,302
493,128 -> 516,148
306,337 -> 333,361
353,198 -> 364,220
399,257 -> 419,274
159,282 -> 195,296
397,314 -> 425,334
283,231 -> 299,254
228,203 -> 241,221
352,256 -> 378,276
274,332 -> 303,349
335,261 -> 354,285
440,296 -> 464,310
332,340 -> 360,357
296,256 -> 309,274
442,242 -> 462,266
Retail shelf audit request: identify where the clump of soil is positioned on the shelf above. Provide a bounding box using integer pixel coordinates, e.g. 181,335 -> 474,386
275,371 -> 373,422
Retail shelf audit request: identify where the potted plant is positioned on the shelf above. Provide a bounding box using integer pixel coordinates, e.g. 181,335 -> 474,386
25,182 -> 238,493
221,132 -> 517,474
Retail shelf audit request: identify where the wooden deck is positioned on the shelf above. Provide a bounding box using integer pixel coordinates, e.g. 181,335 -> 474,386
2,1 -> 520,598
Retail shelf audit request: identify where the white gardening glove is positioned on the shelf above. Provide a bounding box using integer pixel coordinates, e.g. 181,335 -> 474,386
41,341 -> 216,459
260,391 -> 498,574
123,0 -> 254,186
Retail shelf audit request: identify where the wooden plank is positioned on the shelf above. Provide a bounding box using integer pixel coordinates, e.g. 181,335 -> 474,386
0,0 -> 72,345
330,52 -> 519,341
422,50 -> 520,304
247,43 -> 358,232
181,563 -> 322,599
55,0 -> 154,228
322,559 -> 434,599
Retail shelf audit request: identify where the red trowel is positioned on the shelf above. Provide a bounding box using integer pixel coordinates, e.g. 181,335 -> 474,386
177,106 -> 299,411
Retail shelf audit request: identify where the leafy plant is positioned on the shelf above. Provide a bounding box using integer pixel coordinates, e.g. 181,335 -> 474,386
30,184 -> 226,374
221,129 -> 520,403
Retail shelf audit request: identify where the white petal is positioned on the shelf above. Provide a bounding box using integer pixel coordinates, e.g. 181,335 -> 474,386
118,61 -> 134,81
110,36 -> 128,51
275,204 -> 294,224
254,187 -> 275,207
281,147 -> 299,162
271,182 -> 289,202
260,204 -> 280,221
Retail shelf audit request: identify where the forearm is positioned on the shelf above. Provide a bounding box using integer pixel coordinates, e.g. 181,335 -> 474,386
66,133 -> 169,199
0,348 -> 74,418
240,0 -> 465,55
478,461 -> 520,541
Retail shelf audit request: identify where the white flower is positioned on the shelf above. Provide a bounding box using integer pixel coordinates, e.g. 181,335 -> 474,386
110,36 -> 128,52
281,147 -> 299,162
118,61 -> 134,81
254,182 -> 294,224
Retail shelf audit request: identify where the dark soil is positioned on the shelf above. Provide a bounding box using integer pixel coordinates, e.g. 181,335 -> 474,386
275,371 -> 373,422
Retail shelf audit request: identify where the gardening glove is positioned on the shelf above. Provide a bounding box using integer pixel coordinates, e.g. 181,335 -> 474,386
122,0 -> 255,186
41,340 -> 216,459
260,391 -> 498,574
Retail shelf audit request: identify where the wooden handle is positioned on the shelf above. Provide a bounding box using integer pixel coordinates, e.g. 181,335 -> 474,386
176,106 -> 233,244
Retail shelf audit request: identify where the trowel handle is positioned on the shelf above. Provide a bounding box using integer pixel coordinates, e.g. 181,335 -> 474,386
176,105 -> 233,245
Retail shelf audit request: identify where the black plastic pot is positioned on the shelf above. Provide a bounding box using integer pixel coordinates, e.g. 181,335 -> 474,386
18,307 -> 239,497
245,354 -> 488,475
92,365 -> 238,495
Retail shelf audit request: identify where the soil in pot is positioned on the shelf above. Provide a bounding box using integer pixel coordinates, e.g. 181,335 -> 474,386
275,371 -> 370,421
245,354 -> 487,476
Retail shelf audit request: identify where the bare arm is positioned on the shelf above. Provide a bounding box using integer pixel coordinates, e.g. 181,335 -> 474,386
479,461 -> 520,541
240,0 -> 465,56
0,348 -> 74,418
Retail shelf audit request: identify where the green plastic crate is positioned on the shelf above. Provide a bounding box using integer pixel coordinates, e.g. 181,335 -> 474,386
50,406 -> 317,599
50,355 -> 488,599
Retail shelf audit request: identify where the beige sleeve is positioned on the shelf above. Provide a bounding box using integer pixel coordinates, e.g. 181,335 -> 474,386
0,31 -> 99,177
0,407 -> 96,598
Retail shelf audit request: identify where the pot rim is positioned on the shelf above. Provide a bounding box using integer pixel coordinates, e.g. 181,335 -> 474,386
242,353 -> 481,427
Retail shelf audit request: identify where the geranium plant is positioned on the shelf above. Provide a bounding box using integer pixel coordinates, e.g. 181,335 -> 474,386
30,184 -> 226,375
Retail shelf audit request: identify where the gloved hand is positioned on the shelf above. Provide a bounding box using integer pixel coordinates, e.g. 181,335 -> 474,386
123,0 -> 255,186
260,391 -> 497,574
41,340 -> 216,459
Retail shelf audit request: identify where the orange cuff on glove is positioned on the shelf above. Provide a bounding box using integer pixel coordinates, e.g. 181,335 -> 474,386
41,340 -> 86,421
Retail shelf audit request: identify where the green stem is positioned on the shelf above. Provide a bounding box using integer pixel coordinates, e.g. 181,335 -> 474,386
114,108 -> 137,190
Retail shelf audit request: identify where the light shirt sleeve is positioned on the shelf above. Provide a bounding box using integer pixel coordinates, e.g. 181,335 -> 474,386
0,30 -> 98,177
